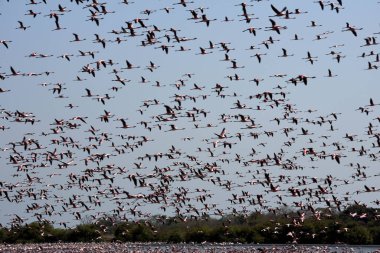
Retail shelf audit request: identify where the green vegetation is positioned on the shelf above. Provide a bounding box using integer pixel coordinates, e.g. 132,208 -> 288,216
0,204 -> 379,244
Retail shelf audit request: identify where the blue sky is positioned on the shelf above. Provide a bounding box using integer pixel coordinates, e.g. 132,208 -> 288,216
0,0 -> 380,227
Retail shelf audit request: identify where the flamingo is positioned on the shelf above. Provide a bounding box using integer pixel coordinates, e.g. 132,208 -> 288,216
196,14 -> 216,27
16,21 -> 30,30
215,128 -> 228,139
229,60 -> 244,69
315,0 -> 325,10
303,51 -> 318,64
160,7 -> 174,13
0,40 -> 12,49
25,9 -> 41,18
117,118 -> 136,129
278,48 -> 294,57
265,19 -> 287,34
307,20 -> 322,27
270,4 -> 287,17
243,27 -> 261,36
8,66 -> 22,76
123,60 -> 140,70
100,5 -> 115,14
368,98 -> 379,107
367,61 -> 378,70
173,0 -> 194,8
197,47 -> 212,55
292,34 -> 303,40
26,0 -> 44,5
82,88 -> 98,98
0,88 -> 10,93
166,124 -> 185,131
249,78 -> 264,86
55,4 -> 71,13
342,22 -> 363,37
57,54 -> 74,61
70,33 -> 86,42
251,52 -> 267,63
326,69 -> 337,77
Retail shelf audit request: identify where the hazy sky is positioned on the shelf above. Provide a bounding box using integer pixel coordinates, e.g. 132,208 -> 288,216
0,0 -> 380,227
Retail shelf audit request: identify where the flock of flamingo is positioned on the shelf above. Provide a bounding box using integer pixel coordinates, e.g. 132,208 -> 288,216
0,0 -> 380,230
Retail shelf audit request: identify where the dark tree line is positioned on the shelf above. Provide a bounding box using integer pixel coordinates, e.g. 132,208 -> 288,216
1,205 -> 379,244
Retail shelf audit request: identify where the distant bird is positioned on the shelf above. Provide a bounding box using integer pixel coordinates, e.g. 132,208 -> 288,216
270,4 -> 287,17
368,98 -> 379,107
0,40 -> 12,49
0,88 -> 10,93
243,26 -> 261,36
303,51 -> 318,64
252,52 -> 267,63
229,60 -> 244,69
124,60 -> 140,70
215,128 -> 228,139
166,124 -> 185,131
196,14 -> 217,27
173,0 -> 194,8
266,19 -> 287,34
315,0 -> 325,10
25,9 -> 41,18
70,33 -> 86,42
160,7 -> 175,13
118,118 -> 136,129
367,61 -> 378,70
342,22 -> 363,37
278,48 -> 294,57
8,66 -> 22,76
16,21 -> 30,30
57,54 -> 74,61
55,4 -> 71,13
307,20 -> 322,27
326,69 -> 337,77
82,88 -> 98,98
